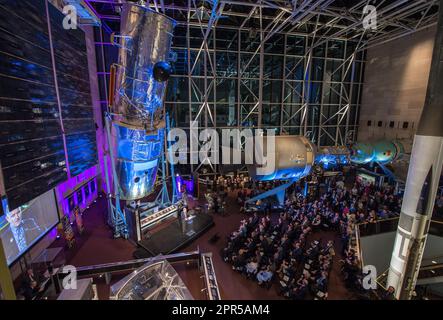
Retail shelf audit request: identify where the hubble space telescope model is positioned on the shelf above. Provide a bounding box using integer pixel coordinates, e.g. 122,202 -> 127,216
109,2 -> 176,201
248,135 -> 404,182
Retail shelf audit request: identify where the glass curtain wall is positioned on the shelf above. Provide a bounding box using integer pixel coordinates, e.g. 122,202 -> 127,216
165,25 -> 365,174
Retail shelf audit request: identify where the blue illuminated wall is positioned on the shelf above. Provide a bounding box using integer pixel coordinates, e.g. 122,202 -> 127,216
0,0 -> 67,209
48,3 -> 98,177
56,166 -> 99,219
0,0 -> 97,210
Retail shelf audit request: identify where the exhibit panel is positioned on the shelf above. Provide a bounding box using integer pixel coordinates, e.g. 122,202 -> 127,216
0,189 -> 59,266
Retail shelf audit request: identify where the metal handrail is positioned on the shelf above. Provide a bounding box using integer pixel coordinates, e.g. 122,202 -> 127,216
354,224 -> 364,269
357,218 -> 443,292
356,216 -> 400,227
375,259 -> 443,291
352,217 -> 400,269
74,249 -> 201,278
376,272 -> 389,292
419,263 -> 443,272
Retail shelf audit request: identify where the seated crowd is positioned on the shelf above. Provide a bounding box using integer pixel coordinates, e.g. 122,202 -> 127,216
222,198 -> 335,299
222,173 -> 403,299
332,178 -> 402,293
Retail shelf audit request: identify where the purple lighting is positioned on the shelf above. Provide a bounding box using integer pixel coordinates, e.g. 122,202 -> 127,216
84,0 -> 114,34
56,166 -> 99,218
175,175 -> 194,194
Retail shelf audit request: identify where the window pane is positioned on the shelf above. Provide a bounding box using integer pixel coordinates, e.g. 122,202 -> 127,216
240,104 -> 258,127
323,83 -> 341,104
264,55 -> 283,79
169,103 -> 190,127
262,105 -> 281,126
216,78 -> 237,103
309,83 -> 322,104
265,34 -> 284,54
283,81 -> 302,104
313,42 -> 326,57
167,77 -> 188,102
241,30 -> 260,52
216,51 -> 237,77
327,40 -> 345,59
285,57 -> 304,80
263,80 -> 282,103
286,35 -> 305,55
325,60 -> 343,82
282,105 -> 302,126
240,79 -> 259,103
190,78 -> 214,103
216,29 -> 238,51
311,58 -> 324,81
308,105 -> 320,127
240,53 -> 260,78
216,104 -> 237,127
172,26 -> 187,47
190,50 -> 205,76
172,48 -> 188,76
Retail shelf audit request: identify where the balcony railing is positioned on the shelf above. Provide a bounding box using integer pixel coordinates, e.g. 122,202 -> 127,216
356,219 -> 443,295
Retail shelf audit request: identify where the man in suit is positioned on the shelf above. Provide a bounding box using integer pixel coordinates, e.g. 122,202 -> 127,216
21,267 -> 46,300
0,206 -> 42,264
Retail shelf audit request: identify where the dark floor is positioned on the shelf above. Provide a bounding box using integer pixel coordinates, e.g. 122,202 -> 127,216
51,195 -> 134,267
57,192 -> 352,300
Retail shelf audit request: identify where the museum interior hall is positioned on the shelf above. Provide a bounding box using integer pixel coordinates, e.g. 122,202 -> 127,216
0,0 -> 443,301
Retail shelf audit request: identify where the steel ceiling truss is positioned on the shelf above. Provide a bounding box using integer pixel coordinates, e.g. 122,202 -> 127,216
87,0 -> 440,52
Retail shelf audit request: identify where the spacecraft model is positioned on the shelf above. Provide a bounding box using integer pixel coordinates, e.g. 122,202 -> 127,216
109,2 -> 176,201
248,135 -> 404,182
349,140 -> 404,165
247,135 -> 316,182
103,2 -> 177,237
245,136 -> 405,207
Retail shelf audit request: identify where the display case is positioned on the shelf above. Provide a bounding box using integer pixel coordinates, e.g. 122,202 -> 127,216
125,203 -> 181,242
110,260 -> 193,300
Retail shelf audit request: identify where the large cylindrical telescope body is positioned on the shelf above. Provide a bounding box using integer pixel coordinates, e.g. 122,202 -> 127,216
248,136 -> 316,181
110,4 -> 176,200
